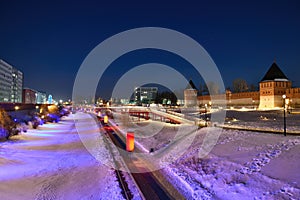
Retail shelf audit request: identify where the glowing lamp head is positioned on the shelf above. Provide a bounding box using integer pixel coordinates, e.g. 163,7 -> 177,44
126,132 -> 134,152
282,94 -> 287,99
103,115 -> 108,124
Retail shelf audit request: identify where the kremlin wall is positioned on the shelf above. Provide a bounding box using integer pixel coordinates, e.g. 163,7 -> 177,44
185,62 -> 300,109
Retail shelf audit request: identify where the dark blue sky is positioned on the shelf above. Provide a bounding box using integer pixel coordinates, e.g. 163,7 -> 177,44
1,0 -> 300,100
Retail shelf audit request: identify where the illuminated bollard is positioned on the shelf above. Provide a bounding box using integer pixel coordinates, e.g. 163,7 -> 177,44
104,115 -> 108,124
126,132 -> 134,152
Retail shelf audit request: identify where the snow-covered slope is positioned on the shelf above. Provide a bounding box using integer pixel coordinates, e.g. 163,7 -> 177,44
0,113 -> 124,200
167,128 -> 300,199
113,110 -> 300,199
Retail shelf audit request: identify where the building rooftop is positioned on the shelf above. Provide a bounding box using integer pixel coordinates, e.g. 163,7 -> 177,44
261,62 -> 289,82
185,80 -> 197,90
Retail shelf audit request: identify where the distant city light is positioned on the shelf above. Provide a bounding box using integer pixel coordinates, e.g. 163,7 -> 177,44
48,95 -> 53,104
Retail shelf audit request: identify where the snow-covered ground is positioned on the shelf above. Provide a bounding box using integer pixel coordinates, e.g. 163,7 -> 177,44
2,110 -> 300,200
168,128 -> 300,199
0,113 -> 125,200
218,110 -> 300,133
113,110 -> 300,199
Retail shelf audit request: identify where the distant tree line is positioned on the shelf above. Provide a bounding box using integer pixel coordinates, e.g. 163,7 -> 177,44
155,91 -> 177,105
199,78 -> 258,95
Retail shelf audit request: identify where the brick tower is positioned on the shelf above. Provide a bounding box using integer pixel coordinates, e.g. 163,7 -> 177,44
184,80 -> 198,107
259,62 -> 291,109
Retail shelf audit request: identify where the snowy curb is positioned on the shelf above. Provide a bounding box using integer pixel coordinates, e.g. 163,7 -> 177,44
219,125 -> 300,135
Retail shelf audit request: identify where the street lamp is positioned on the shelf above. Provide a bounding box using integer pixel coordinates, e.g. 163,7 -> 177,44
35,105 -> 39,114
282,94 -> 287,136
14,106 -> 20,122
205,103 -> 208,127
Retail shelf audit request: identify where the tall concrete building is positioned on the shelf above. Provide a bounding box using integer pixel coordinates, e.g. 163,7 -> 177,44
0,59 -> 23,103
134,87 -> 158,103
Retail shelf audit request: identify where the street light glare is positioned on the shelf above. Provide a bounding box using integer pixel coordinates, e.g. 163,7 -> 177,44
282,94 -> 286,99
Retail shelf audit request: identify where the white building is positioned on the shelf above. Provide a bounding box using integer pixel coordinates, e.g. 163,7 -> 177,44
134,87 -> 158,103
36,91 -> 47,104
0,59 -> 23,103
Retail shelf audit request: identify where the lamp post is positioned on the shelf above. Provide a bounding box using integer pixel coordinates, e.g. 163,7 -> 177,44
204,103 -> 208,127
35,105 -> 39,113
14,106 -> 20,122
282,94 -> 287,136
208,101 -> 212,123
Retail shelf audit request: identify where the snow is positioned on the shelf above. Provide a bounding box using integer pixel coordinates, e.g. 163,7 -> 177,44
112,109 -> 300,199
0,113 -> 125,200
160,128 -> 300,199
220,110 -> 300,133
112,111 -> 195,154
3,109 -> 299,199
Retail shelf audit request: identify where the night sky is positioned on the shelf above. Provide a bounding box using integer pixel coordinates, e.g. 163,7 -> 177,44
1,0 -> 300,101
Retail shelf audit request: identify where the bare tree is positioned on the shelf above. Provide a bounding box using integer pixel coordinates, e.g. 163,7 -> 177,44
249,84 -> 258,92
232,78 -> 248,93
206,81 -> 220,95
199,83 -> 205,95
0,108 -> 16,139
